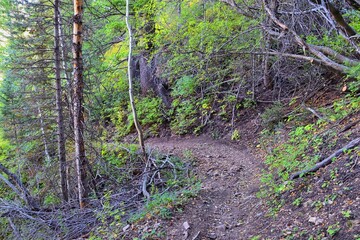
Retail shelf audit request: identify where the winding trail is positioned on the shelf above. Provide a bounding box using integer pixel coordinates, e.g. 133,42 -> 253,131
147,136 -> 267,239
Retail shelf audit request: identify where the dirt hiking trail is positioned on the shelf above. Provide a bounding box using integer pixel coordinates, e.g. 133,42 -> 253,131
147,136 -> 268,239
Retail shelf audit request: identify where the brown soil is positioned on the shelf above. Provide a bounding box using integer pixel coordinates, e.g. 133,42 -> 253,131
146,134 -> 269,240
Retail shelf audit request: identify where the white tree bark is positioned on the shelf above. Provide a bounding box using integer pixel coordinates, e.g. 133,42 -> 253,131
125,0 -> 146,160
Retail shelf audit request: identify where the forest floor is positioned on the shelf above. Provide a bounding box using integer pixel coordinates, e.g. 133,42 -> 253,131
146,127 -> 271,239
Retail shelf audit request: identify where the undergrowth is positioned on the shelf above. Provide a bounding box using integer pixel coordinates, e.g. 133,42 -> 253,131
258,82 -> 360,214
90,147 -> 200,239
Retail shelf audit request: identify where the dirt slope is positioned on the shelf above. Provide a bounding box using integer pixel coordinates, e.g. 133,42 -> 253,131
146,136 -> 268,239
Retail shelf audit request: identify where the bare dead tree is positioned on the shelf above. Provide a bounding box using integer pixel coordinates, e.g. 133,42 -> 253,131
54,0 -> 69,202
73,0 -> 89,208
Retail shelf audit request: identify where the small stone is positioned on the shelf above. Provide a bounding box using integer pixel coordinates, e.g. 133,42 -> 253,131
208,233 -> 217,239
154,223 -> 160,230
122,224 -> 130,232
215,224 -> 226,231
183,221 -> 190,230
308,216 -> 323,225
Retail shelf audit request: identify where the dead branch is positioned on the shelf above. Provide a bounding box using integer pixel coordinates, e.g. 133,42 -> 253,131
0,174 -> 23,200
290,137 -> 360,179
263,1 -> 350,73
310,45 -> 360,66
0,163 -> 39,209
302,104 -> 330,122
0,198 -> 97,239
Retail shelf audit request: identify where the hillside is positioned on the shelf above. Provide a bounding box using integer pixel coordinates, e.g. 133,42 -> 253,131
0,0 -> 359,239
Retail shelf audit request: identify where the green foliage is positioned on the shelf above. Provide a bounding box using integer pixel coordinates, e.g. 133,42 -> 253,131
172,76 -> 198,97
134,97 -> 165,134
341,210 -> 352,219
43,193 -> 61,206
130,181 -> 201,223
129,155 -> 201,223
258,114 -> 337,209
319,94 -> 360,122
91,191 -> 125,239
292,197 -> 302,207
306,34 -> 349,54
113,96 -> 165,136
101,143 -> 138,167
231,129 -> 240,140
327,223 -> 340,237
261,102 -> 285,129
170,99 -> 198,134
345,10 -> 360,33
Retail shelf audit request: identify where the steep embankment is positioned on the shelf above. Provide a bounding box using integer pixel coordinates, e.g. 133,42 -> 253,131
147,136 -> 269,239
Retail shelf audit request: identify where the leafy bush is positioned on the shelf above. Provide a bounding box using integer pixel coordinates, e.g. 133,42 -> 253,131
261,102 -> 285,129
170,99 -> 198,134
172,76 -> 198,97
114,96 -> 165,136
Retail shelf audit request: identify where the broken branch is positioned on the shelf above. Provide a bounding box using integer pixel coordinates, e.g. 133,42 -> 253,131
290,137 -> 360,179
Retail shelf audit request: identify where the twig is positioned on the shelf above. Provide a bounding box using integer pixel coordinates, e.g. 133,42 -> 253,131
302,104 -> 330,122
290,137 -> 360,179
192,231 -> 201,240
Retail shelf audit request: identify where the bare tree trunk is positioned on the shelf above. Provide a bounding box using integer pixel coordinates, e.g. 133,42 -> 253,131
55,0 -> 69,202
58,7 -> 74,132
126,0 -> 146,160
57,9 -> 73,198
73,0 -> 88,208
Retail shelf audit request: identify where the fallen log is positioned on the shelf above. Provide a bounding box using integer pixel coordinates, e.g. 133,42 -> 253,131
290,137 -> 360,179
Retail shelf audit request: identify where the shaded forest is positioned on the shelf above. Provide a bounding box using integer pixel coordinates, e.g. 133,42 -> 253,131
0,0 -> 359,239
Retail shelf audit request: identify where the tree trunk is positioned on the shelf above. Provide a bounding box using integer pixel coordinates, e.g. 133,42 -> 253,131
58,7 -> 74,132
57,7 -> 73,198
73,0 -> 88,208
55,0 -> 69,202
126,0 -> 146,161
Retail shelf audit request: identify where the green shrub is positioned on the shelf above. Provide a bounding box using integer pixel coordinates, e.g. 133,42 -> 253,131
170,99 -> 198,134
261,102 -> 285,129
114,96 -> 165,136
